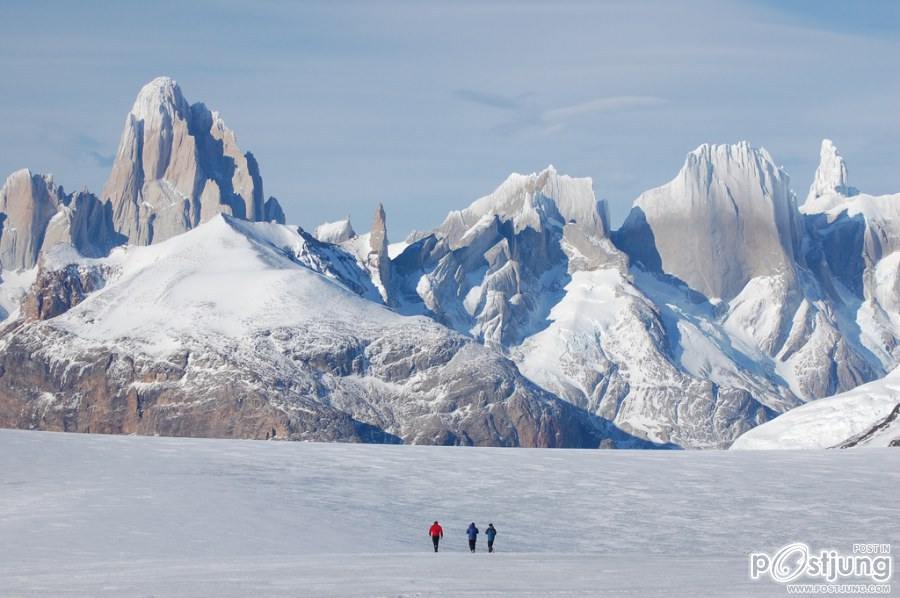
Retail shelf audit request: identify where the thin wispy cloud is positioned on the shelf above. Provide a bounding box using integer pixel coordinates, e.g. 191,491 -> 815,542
40,129 -> 115,168
544,96 -> 667,122
455,90 -> 668,136
748,0 -> 900,38
85,149 -> 115,168
72,133 -> 115,167
452,89 -> 524,111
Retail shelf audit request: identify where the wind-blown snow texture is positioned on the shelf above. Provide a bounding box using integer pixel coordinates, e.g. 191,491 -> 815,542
3,77 -> 900,448
1,430 -> 898,597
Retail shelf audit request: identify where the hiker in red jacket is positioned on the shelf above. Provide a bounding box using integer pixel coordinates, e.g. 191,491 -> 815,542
429,521 -> 444,552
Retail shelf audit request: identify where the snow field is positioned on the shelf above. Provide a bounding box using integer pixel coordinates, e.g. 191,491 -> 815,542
2,430 -> 898,596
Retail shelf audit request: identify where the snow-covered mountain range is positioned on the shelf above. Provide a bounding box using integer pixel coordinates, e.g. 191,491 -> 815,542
1,77 -> 898,448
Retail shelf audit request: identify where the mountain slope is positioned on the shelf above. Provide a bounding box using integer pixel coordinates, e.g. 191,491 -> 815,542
731,367 -> 900,449
391,165 -> 788,447
618,142 -> 894,399
0,215 -> 610,447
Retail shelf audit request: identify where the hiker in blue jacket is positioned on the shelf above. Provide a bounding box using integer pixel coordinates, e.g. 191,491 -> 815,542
466,522 -> 479,552
485,523 -> 497,553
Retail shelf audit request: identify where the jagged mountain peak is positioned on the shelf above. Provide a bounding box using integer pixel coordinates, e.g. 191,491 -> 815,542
4,167 -> 30,183
675,141 -> 785,197
3,168 -> 54,190
632,140 -> 793,223
5,108 -> 900,451
813,139 -> 851,192
0,169 -> 63,214
617,140 -> 797,300
687,140 -> 774,165
136,75 -> 179,92
312,205 -> 392,304
208,108 -> 230,135
438,165 -> 606,247
802,139 -> 859,213
129,76 -> 188,124
102,77 -> 283,246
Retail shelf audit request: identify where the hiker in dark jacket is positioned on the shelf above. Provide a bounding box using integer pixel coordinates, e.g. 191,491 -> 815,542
485,523 -> 497,553
429,521 -> 444,552
466,522 -> 479,552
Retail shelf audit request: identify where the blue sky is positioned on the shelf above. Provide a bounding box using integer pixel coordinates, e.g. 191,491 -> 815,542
2,0 -> 899,238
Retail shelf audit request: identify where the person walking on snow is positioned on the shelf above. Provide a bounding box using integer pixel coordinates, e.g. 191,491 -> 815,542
429,521 -> 444,552
466,522 -> 479,552
485,523 -> 497,553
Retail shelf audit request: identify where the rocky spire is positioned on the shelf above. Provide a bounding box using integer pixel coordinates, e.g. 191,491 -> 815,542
803,139 -> 858,212
102,76 -> 284,245
0,170 -> 67,270
367,203 -> 391,302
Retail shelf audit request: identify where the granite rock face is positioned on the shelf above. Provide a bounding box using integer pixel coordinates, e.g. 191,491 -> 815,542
101,77 -> 284,245
0,322 -> 604,447
0,171 -> 122,272
611,141 -> 893,409
393,167 -> 614,347
0,170 -> 67,270
366,204 -> 392,303
616,142 -> 799,301
42,190 -> 123,259
21,257 -> 112,321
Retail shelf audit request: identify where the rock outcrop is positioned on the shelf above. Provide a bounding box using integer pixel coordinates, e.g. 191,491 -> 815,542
314,217 -> 356,244
0,171 -> 121,272
0,170 -> 67,270
22,253 -> 113,321
263,196 -> 285,224
42,190 -> 123,259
